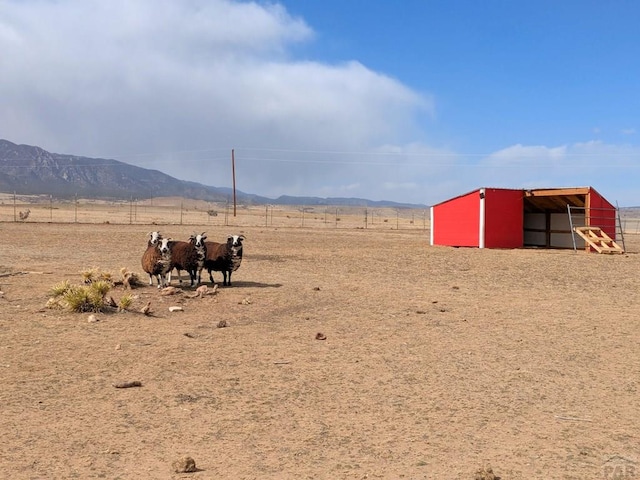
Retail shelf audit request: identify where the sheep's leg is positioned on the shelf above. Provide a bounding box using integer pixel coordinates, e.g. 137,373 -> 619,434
148,274 -> 154,286
208,269 -> 215,285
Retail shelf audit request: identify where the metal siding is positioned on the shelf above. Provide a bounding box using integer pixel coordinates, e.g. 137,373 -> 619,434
484,189 -> 524,248
588,188 -> 617,239
432,190 -> 481,247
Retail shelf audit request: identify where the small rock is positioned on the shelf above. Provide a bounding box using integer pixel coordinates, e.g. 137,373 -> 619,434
474,466 -> 497,480
160,286 -> 181,296
217,320 -> 228,328
313,286 -> 321,291
315,332 -> 327,340
195,285 -> 209,297
169,306 -> 184,312
239,297 -> 252,305
172,456 -> 197,473
88,314 -> 99,323
115,343 -> 121,350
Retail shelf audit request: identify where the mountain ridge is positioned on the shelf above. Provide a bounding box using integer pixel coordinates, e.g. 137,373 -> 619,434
0,139 -> 425,208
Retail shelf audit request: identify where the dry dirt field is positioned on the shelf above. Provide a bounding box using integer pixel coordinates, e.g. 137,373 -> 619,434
1,218 -> 640,479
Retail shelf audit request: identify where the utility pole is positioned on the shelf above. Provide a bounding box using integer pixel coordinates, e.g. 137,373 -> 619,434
232,149 -> 237,217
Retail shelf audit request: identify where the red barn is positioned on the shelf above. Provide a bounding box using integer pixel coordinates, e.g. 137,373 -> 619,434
430,187 -> 618,251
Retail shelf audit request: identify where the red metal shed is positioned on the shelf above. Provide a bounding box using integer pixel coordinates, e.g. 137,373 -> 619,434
430,186 -> 618,250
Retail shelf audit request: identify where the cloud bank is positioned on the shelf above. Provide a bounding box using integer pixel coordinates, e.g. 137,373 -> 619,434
1,0 -> 639,205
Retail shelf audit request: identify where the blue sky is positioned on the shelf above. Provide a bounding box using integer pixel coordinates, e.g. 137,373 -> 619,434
1,0 -> 639,205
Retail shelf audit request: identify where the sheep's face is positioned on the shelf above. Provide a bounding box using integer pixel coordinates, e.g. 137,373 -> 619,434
148,231 -> 162,246
159,237 -> 172,255
227,234 -> 245,256
228,234 -> 244,248
191,232 -> 207,248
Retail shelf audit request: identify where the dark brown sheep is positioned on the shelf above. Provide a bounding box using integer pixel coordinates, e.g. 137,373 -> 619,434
169,233 -> 207,287
203,234 -> 245,286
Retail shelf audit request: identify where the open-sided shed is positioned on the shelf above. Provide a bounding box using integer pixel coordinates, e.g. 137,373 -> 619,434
430,186 -> 618,250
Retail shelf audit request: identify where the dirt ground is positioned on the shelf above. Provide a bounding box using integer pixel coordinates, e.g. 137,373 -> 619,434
1,220 -> 639,480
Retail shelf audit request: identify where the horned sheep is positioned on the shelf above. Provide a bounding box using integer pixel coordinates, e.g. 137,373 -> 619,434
169,233 -> 207,287
141,232 -> 173,288
204,234 -> 245,286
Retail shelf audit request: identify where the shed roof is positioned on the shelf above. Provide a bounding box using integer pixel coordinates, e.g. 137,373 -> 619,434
523,187 -> 592,213
432,186 -> 606,213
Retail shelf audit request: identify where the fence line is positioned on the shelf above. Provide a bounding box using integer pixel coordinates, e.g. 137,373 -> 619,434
0,197 -> 430,231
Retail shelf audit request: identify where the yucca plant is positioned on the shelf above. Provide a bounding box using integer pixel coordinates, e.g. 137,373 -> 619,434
98,271 -> 114,284
60,281 -> 111,313
118,294 -> 133,311
63,285 -> 96,312
50,280 -> 72,297
81,267 -> 99,284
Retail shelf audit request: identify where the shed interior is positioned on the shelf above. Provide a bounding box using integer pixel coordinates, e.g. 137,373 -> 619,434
522,188 -> 588,248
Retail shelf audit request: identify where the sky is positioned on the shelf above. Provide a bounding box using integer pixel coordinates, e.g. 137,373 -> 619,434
1,0 -> 640,206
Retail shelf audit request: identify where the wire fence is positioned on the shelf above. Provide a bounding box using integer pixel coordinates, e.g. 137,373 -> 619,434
0,195 -> 430,231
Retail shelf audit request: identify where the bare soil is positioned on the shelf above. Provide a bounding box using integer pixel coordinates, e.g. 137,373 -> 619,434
1,220 -> 639,479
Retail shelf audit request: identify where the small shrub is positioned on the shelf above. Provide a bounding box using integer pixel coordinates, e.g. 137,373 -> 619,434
50,280 -> 72,297
81,267 -> 99,284
48,279 -> 112,313
91,280 -> 112,298
118,294 -> 133,311
64,285 -> 100,312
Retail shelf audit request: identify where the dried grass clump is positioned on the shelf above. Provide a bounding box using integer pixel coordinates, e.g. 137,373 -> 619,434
50,280 -> 72,297
118,294 -> 134,311
63,283 -> 107,312
81,267 -> 114,285
48,279 -> 118,313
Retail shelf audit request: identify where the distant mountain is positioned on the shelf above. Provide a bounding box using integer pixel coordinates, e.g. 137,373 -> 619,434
0,139 -> 425,208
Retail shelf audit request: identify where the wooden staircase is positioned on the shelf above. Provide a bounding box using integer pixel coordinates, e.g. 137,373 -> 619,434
573,226 -> 624,254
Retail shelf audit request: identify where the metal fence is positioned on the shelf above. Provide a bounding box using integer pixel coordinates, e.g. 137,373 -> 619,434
0,195 -> 430,231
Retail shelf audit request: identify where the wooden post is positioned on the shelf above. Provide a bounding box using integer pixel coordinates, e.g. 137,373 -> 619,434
232,149 -> 237,217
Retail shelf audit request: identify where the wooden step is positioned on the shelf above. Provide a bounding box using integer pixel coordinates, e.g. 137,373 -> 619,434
573,226 -> 624,254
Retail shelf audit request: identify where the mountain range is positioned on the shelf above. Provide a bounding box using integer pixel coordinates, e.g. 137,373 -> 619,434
0,139 -> 424,208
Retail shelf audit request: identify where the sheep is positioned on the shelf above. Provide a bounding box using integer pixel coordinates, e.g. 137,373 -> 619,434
168,232 -> 207,287
141,231 -> 163,286
203,234 -> 245,286
140,235 -> 173,288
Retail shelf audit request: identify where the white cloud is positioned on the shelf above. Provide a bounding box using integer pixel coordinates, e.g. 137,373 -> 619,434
0,0 -> 435,204
2,1 -> 640,206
